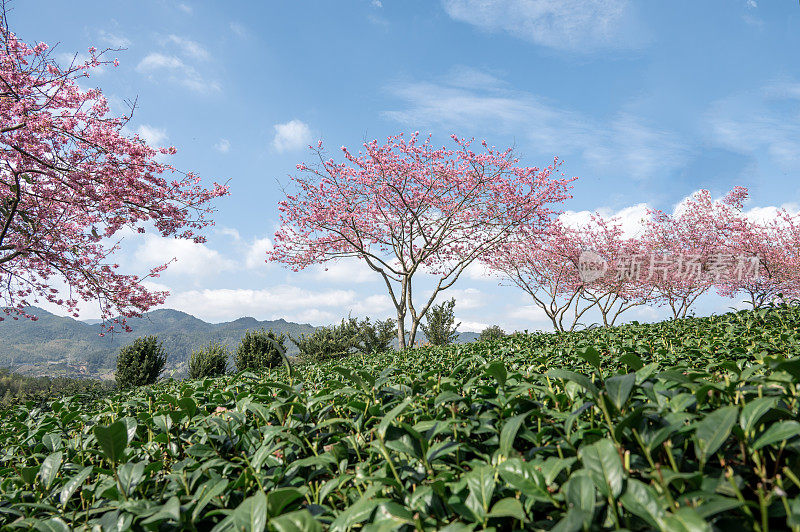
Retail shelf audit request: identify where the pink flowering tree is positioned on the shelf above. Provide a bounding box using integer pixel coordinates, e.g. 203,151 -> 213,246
485,214 -> 652,332
0,10 -> 228,330
483,219 -> 594,333
640,187 -> 749,319
573,215 -> 655,327
268,132 -> 575,349
717,206 -> 800,307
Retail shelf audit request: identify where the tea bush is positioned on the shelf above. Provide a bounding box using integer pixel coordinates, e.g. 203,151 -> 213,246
114,335 -> 167,388
188,341 -> 229,378
234,329 -> 286,372
3,304 -> 800,530
420,297 -> 460,345
291,317 -> 360,362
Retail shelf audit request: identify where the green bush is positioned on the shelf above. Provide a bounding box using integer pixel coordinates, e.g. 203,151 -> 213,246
234,329 -> 286,372
292,317 -> 360,362
115,336 -> 167,389
479,325 -> 506,342
357,317 -> 396,354
420,298 -> 460,346
188,341 -> 229,379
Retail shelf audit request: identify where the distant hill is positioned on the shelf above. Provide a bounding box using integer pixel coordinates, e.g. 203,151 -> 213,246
0,307 -> 480,379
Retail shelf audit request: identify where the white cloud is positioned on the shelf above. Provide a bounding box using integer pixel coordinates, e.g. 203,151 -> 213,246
214,138 -> 231,153
136,53 -> 220,94
272,120 -> 313,153
178,3 -> 193,13
459,319 -> 490,332
136,125 -> 168,147
372,0 -> 383,7
312,258 -> 376,284
134,235 -> 236,278
245,237 -> 274,269
560,203 -> 649,238
384,71 -> 687,180
447,288 -> 485,310
707,81 -> 800,170
441,0 -> 643,52
349,294 -> 393,317
216,227 -> 241,241
164,286 -> 356,323
98,30 -> 131,48
166,35 -> 210,61
747,0 -> 757,7
229,22 -> 249,38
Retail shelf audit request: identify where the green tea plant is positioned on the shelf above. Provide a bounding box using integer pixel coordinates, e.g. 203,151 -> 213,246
356,316 -> 396,354
291,317 -> 360,362
479,324 -> 507,342
235,329 -> 287,372
114,335 -> 167,388
420,297 -> 460,345
188,341 -> 229,378
1,305 -> 800,530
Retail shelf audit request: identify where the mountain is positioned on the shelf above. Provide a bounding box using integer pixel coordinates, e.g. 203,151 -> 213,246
0,307 -> 481,379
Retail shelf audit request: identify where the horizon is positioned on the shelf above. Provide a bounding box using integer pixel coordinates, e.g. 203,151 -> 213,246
6,1 -> 800,333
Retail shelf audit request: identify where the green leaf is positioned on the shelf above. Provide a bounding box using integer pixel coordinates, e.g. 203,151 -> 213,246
38,451 -> 62,490
117,461 -> 145,497
269,510 -> 322,532
465,464 -> 495,517
141,496 -> 181,525
487,497 -> 526,522
619,353 -> 644,371
753,420 -> 800,450
694,406 -> 738,464
377,397 -> 413,440
178,397 -> 197,418
576,346 -> 601,370
266,487 -> 305,517
484,360 -> 507,387
546,369 -> 598,398
32,518 -> 71,532
563,470 -> 595,517
661,507 -> 711,532
578,438 -> 624,498
620,478 -> 664,529
329,495 -> 386,532
499,412 -> 528,457
93,421 -> 129,463
604,373 -> 636,410
231,491 -> 267,532
497,458 -> 551,502
192,478 -> 229,522
739,397 -> 778,434
60,466 -> 93,507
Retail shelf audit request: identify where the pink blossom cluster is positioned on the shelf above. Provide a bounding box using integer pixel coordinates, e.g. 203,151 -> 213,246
0,21 -> 228,330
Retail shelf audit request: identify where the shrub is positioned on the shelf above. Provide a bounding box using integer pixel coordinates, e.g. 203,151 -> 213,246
188,341 -> 229,379
292,318 -> 360,362
115,336 -> 167,389
479,325 -> 507,343
235,329 -> 286,372
420,298 -> 460,346
357,317 -> 396,354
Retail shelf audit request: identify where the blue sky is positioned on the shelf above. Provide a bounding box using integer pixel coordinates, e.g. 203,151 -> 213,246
10,0 -> 800,332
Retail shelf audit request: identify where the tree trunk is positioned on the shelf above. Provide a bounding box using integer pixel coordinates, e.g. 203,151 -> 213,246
396,310 -> 406,350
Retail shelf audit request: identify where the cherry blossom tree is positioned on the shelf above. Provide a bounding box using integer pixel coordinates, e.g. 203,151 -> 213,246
717,206 -> 800,307
0,7 -> 228,330
483,219 -> 593,333
485,214 -> 652,332
640,187 -> 748,319
268,132 -> 575,349
573,215 -> 655,327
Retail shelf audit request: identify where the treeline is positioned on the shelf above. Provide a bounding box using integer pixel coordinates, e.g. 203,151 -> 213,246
0,368 -> 114,407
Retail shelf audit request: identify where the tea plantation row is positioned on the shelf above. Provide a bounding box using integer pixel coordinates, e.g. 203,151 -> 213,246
1,305 -> 800,530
